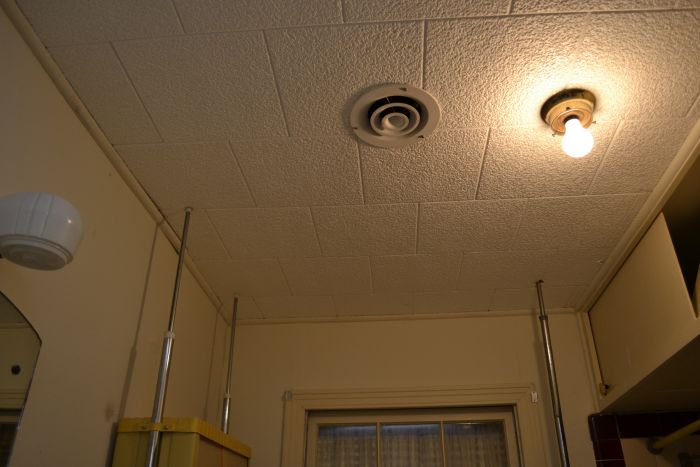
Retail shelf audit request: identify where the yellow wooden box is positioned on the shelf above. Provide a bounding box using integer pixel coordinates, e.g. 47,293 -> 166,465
112,418 -> 251,467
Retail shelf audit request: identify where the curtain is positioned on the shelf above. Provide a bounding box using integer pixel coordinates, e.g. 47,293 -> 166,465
444,422 -> 509,467
382,423 -> 442,467
316,425 -> 377,467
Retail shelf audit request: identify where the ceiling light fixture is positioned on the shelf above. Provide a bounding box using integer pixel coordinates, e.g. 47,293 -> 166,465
541,89 -> 596,158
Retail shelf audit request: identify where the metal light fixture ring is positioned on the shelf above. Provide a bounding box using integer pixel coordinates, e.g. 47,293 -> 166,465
540,89 -> 596,134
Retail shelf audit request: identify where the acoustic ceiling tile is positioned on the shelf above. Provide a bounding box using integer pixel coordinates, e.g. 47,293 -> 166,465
207,207 -> 321,258
197,259 -> 290,298
312,204 -> 418,256
166,210 -> 230,261
279,257 -> 372,296
232,136 -> 363,207
359,129 -> 488,204
477,122 -> 616,199
425,12 -> 700,129
458,249 -> 608,289
412,290 -> 493,314
344,0 -> 509,22
418,199 -> 526,253
512,0 -> 680,13
17,0 -> 182,46
265,22 -> 422,136
172,0 -> 341,33
514,194 -> 647,250
588,119 -> 697,195
222,296 -> 263,321
489,286 -> 580,311
113,32 -> 286,142
49,44 -> 161,145
116,142 -> 254,210
371,254 -> 462,293
255,295 -> 335,319
333,294 -> 414,317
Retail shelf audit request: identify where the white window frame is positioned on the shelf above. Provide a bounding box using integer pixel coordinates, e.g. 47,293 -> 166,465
306,406 -> 521,467
280,384 -> 550,467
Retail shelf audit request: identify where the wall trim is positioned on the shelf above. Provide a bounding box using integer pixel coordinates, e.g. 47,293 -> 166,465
280,384 -> 550,467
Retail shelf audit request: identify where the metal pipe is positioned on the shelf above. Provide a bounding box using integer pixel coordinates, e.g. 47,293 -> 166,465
648,417 -> 700,454
535,280 -> 570,467
145,208 -> 193,467
221,295 -> 239,434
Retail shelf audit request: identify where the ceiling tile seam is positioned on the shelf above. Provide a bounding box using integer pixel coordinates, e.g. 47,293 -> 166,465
202,209 -> 233,260
338,0 -> 346,23
366,256 -> 375,294
506,0 -> 516,15
250,296 -> 266,319
413,203 -> 420,254
472,127 -> 492,200
584,120 -> 624,195
108,41 -> 166,143
328,295 -> 340,318
226,141 -> 259,207
261,30 -> 291,138
276,257 -> 295,297
508,198 -> 531,250
420,20 -> 427,89
685,90 -> 700,118
354,141 -> 367,204
166,0 -> 187,34
307,207 -> 327,257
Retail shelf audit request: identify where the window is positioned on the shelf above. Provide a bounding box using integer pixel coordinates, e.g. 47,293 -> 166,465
306,407 -> 521,467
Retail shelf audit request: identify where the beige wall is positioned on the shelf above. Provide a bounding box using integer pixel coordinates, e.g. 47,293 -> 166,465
0,8 -> 221,466
622,436 -> 700,467
228,312 -> 598,467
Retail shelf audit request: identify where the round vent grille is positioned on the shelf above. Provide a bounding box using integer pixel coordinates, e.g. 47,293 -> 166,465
350,84 -> 440,148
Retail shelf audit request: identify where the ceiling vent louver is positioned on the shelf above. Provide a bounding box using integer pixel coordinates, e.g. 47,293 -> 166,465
350,84 -> 441,148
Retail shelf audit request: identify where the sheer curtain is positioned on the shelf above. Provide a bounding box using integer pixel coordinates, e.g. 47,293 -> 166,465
316,425 -> 377,467
444,422 -> 509,467
382,423 -> 442,467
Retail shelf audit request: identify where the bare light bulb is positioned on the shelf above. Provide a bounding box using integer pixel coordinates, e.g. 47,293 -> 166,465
561,117 -> 594,158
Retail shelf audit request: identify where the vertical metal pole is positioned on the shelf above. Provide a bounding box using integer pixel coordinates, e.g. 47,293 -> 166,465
535,280 -> 570,467
221,295 -> 239,434
145,208 -> 193,467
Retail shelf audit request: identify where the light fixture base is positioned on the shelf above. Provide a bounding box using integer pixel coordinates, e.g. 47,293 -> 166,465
541,89 -> 596,134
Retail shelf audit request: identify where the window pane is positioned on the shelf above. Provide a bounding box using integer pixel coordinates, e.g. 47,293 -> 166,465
381,423 -> 441,467
317,425 -> 377,467
444,422 -> 509,467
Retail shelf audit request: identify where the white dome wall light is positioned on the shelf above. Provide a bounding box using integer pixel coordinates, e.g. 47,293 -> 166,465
0,192 -> 83,270
541,89 -> 596,158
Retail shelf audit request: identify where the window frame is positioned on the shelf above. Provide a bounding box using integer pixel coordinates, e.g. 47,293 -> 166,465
280,384 -> 550,467
306,406 -> 521,467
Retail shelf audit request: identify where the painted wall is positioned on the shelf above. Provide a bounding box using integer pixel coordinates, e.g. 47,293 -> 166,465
228,311 -> 598,467
0,8 -> 222,466
622,437 -> 700,467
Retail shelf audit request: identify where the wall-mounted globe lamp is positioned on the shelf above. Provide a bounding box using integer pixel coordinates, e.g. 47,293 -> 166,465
541,89 -> 596,158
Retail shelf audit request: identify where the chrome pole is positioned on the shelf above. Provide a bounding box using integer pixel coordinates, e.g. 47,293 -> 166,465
221,295 -> 239,434
145,208 -> 193,467
536,280 -> 570,467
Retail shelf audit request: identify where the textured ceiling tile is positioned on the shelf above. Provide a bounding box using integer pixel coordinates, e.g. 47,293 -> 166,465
588,119 -> 696,195
255,295 -> 335,319
412,290 -> 493,314
222,296 -> 263,321
477,123 -> 616,199
512,0 -> 680,13
166,210 -> 229,261
371,254 -> 461,293
458,249 -> 608,289
197,259 -> 290,298
207,207 -> 321,258
425,12 -> 700,129
172,0 -> 341,33
489,286 -> 579,311
113,33 -> 286,142
418,200 -> 526,253
232,136 -> 363,207
17,0 -> 182,46
266,23 -> 422,136
344,0 -> 509,21
333,294 -> 414,317
116,142 -> 254,210
313,204 -> 417,256
279,257 -> 372,295
360,130 -> 487,204
514,194 -> 647,250
48,44 -> 161,145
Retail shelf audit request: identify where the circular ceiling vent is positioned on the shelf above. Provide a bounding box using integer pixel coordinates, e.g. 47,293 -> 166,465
350,84 -> 441,148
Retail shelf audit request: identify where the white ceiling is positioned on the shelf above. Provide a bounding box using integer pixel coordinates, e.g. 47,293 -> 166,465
15,0 -> 700,320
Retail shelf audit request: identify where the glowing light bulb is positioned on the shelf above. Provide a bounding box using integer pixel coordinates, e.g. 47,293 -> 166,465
561,117 -> 594,158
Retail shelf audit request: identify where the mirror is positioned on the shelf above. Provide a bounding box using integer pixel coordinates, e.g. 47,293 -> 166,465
0,292 -> 40,467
